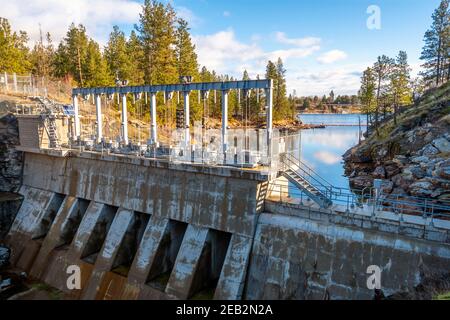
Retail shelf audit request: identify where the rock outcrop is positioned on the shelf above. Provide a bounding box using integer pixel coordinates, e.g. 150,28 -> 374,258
0,113 -> 23,192
344,82 -> 450,202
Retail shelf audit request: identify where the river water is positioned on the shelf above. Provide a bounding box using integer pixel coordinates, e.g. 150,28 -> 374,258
297,114 -> 366,189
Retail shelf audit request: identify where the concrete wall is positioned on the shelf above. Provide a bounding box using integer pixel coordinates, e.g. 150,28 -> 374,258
6,150 -> 265,300
245,212 -> 450,300
17,116 -> 70,149
21,151 -> 266,237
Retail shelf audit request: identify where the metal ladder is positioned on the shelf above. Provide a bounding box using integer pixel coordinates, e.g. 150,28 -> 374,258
279,153 -> 333,208
45,115 -> 60,148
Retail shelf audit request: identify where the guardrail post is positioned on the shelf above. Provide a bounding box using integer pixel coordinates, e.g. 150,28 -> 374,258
13,73 -> 17,92
4,72 -> 8,91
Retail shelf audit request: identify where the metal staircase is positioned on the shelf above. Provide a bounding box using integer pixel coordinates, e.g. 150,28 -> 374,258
35,97 -> 62,149
45,115 -> 60,148
279,153 -> 333,208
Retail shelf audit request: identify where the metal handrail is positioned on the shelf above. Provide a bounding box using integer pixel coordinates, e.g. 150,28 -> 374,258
280,152 -> 335,200
268,181 -> 450,219
283,152 -> 333,187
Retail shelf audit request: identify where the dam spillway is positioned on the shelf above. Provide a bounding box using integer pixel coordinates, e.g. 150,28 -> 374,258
6,147 -> 269,299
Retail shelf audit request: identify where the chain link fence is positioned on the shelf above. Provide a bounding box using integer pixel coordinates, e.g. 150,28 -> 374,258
0,72 -> 71,101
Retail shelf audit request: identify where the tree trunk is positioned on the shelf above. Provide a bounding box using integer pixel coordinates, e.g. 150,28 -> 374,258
77,47 -> 83,86
393,102 -> 398,126
375,77 -> 381,136
436,37 -> 442,86
447,59 -> 450,81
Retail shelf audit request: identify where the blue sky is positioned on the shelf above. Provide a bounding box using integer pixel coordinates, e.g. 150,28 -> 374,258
1,0 -> 441,96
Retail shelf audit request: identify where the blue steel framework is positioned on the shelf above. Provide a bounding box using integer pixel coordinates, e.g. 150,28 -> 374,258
72,79 -> 274,159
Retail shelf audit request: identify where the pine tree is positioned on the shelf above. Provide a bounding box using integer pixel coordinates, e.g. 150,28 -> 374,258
358,67 -> 376,126
175,18 -> 199,79
242,70 -> 250,81
265,60 -> 278,118
0,18 -> 31,73
390,51 -> 412,125
175,18 -> 201,121
52,23 -> 90,85
266,59 -> 290,120
30,27 -> 54,78
136,0 -> 178,85
83,40 -> 112,87
274,58 -> 291,120
372,55 -> 395,135
328,90 -> 335,104
105,25 -> 134,84
127,31 -> 145,85
420,0 -> 449,86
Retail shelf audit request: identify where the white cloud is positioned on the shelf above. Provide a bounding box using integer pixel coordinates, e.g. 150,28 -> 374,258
317,50 -> 348,64
287,64 -> 363,96
2,1 -> 365,96
1,0 -> 142,46
313,151 -> 342,165
275,32 -> 321,47
223,11 -> 231,17
193,29 -> 265,74
193,29 -> 319,78
175,6 -> 202,27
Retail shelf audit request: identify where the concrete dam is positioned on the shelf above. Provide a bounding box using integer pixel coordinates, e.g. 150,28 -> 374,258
2,79 -> 450,300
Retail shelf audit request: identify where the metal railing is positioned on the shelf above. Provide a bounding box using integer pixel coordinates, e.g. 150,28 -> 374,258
280,152 -> 334,201
267,180 -> 450,220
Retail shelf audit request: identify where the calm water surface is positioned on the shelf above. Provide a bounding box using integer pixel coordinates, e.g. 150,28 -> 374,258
296,114 -> 365,189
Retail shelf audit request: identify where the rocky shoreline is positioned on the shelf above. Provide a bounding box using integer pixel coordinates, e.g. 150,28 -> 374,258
343,83 -> 450,202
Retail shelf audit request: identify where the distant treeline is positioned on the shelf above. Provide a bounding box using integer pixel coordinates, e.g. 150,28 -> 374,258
292,91 -> 360,113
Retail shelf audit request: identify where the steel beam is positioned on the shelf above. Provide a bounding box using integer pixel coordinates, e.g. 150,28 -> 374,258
150,92 -> 157,145
73,95 -> 80,139
184,91 -> 190,146
95,94 -> 102,143
121,94 -> 128,145
221,90 -> 229,156
72,80 -> 272,96
265,80 -> 274,159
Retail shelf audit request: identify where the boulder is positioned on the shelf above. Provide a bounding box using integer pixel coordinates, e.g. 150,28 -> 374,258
385,164 -> 400,177
424,132 -> 434,143
409,166 -> 426,179
391,187 -> 407,196
343,145 -> 372,163
432,137 -> 450,153
372,166 -> 386,179
437,165 -> 450,180
380,181 -> 394,194
421,144 -> 439,156
408,181 -> 434,197
0,246 -> 11,269
391,174 -> 414,191
350,175 -> 373,189
392,155 -> 409,168
411,156 -> 429,164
